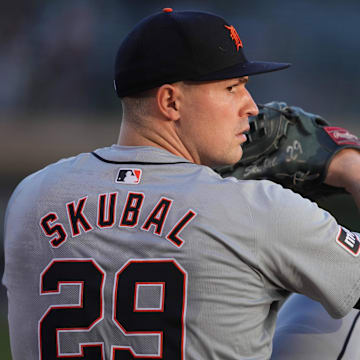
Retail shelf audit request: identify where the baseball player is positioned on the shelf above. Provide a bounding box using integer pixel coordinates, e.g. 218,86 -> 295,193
3,8 -> 360,360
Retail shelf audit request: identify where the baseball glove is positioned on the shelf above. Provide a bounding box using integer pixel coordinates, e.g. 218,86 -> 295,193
218,101 -> 360,200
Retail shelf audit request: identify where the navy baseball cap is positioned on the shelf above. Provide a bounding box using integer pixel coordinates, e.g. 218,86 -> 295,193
114,8 -> 290,98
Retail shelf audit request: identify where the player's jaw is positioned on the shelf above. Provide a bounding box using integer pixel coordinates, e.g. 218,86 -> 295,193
198,116 -> 251,168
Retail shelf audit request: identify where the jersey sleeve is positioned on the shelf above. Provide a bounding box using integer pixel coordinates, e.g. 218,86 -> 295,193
253,181 -> 360,318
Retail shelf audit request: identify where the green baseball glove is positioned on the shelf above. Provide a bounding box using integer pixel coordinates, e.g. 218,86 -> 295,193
218,101 -> 360,200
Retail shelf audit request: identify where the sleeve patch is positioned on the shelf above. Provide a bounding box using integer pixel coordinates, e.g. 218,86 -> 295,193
336,226 -> 360,256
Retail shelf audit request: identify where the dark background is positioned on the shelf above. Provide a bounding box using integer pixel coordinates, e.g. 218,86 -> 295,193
1,0 -> 360,357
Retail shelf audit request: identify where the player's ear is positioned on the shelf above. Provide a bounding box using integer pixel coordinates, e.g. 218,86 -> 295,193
156,84 -> 181,121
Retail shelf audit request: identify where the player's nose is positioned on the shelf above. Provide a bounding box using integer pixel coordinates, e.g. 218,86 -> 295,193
243,88 -> 259,117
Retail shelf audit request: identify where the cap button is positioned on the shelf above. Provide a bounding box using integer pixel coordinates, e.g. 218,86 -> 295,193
162,8 -> 173,13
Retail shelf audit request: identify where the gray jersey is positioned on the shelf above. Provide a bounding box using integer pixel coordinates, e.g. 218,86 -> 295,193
272,294 -> 360,360
3,145 -> 360,360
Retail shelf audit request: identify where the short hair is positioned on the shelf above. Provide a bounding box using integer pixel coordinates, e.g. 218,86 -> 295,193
121,88 -> 158,120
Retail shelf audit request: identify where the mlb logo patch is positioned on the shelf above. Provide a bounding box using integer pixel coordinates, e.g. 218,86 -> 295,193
336,226 -> 360,256
116,168 -> 142,184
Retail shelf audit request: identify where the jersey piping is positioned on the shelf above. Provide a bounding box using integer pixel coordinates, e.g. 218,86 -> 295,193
91,151 -> 191,165
336,310 -> 360,360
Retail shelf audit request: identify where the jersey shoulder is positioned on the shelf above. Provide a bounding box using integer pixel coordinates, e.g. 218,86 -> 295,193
216,173 -> 312,209
6,152 -> 89,215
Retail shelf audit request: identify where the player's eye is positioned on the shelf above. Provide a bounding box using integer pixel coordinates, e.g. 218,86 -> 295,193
227,84 -> 238,93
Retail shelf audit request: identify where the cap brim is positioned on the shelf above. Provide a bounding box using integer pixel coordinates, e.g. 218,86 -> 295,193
193,61 -> 291,81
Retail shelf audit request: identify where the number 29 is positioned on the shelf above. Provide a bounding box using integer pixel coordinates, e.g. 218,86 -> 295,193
39,258 -> 187,359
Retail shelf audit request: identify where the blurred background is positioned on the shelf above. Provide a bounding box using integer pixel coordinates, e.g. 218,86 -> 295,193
1,0 -> 360,357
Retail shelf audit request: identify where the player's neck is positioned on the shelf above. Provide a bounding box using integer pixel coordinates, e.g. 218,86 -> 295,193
117,118 -> 197,163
